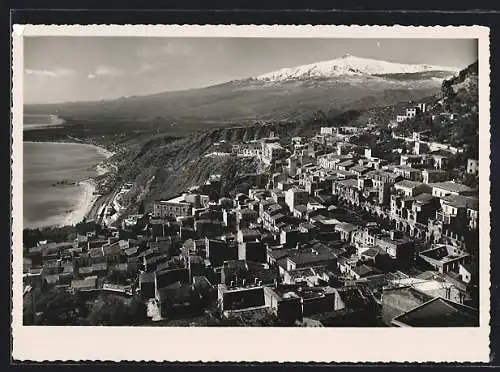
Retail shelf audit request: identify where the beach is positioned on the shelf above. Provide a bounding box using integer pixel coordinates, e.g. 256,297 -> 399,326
23,141 -> 115,230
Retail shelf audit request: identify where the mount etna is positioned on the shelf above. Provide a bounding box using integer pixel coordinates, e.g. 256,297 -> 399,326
25,55 -> 459,126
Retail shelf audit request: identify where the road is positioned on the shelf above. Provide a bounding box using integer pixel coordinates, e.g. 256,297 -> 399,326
86,187 -> 120,226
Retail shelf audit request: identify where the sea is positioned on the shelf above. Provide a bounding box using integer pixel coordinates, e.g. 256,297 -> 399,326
23,115 -> 108,230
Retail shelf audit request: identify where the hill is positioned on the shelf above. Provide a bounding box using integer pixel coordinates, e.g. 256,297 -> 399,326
25,55 -> 456,130
393,60 -> 479,155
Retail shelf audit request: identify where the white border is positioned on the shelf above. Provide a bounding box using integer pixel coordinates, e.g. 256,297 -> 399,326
11,25 -> 491,362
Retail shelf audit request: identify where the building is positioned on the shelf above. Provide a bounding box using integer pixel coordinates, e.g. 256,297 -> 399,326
285,187 -> 309,213
391,297 -> 478,327
419,245 -> 470,274
261,141 -> 287,165
430,181 -> 477,198
153,195 -> 193,218
393,180 -> 431,198
406,107 -> 417,118
217,282 -> 268,314
422,169 -> 449,184
335,222 -> 358,242
286,242 -> 338,271
393,166 -> 422,182
467,158 -> 479,175
320,127 -> 335,135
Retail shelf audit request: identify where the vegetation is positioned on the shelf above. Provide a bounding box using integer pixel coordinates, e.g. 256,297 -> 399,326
23,226 -> 77,248
25,287 -> 147,326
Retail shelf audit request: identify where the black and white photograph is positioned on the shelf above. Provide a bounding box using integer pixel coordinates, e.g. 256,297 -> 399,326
11,25 -> 490,362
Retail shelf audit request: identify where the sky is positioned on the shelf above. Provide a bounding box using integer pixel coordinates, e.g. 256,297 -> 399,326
23,37 -> 478,104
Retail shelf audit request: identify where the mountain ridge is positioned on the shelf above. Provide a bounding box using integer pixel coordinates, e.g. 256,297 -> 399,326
24,55 -> 458,127
252,54 -> 459,82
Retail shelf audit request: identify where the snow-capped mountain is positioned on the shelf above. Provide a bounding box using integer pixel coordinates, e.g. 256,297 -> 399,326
255,54 -> 459,82
28,54 -> 460,124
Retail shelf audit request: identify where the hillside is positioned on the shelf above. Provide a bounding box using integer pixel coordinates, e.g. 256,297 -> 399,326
393,60 -> 479,154
24,55 -> 456,130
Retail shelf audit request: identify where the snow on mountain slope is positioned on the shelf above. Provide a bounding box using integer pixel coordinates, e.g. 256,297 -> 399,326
255,54 -> 459,82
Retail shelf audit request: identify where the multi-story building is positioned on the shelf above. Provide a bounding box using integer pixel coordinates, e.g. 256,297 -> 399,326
285,187 -> 309,213
430,181 -> 477,198
153,195 -> 193,218
422,169 -> 449,184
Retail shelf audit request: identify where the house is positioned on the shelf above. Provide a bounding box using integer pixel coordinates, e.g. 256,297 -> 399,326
350,165 -> 369,177
467,158 -> 479,175
437,194 -> 479,229
238,240 -> 267,263
366,170 -> 403,205
285,187 -> 309,213
155,268 -> 190,294
350,263 -> 382,280
153,195 -> 193,218
237,228 -> 261,243
217,282 -> 268,315
422,169 -> 449,184
391,297 -> 478,327
70,276 -> 98,292
205,238 -> 238,267
336,160 -> 355,171
261,141 -> 287,165
430,181 -> 477,198
293,205 -> 308,219
393,180 -> 431,198
393,166 -> 422,182
156,281 -> 198,318
430,154 -> 448,169
320,127 -> 335,135
458,263 -> 474,284
286,242 -> 338,271
334,222 -> 358,242
419,245 -> 469,274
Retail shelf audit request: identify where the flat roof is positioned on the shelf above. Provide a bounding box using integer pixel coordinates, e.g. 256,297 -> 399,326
430,181 -> 476,194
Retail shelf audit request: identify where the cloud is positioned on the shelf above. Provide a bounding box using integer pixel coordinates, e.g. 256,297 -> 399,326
86,65 -> 124,79
137,41 -> 193,59
94,65 -> 124,77
25,68 -> 75,78
135,61 -> 168,75
138,62 -> 153,74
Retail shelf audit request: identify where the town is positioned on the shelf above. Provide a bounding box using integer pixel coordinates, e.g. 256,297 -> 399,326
23,100 -> 480,327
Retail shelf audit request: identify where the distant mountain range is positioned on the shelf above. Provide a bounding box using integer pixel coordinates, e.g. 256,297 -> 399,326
253,54 -> 458,81
25,55 -> 461,125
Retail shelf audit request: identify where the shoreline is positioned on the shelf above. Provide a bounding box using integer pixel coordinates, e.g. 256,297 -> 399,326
23,140 -> 117,231
23,140 -> 116,159
61,179 -> 99,228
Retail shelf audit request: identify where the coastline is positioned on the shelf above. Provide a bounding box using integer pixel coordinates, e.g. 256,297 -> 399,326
23,140 -> 117,230
60,179 -> 99,228
23,140 -> 115,159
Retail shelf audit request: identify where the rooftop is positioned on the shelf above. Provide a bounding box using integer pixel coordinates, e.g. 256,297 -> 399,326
442,194 -> 479,210
430,181 -> 476,194
391,297 -> 479,327
395,180 -> 423,189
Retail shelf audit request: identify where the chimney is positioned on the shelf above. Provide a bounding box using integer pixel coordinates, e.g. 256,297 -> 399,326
258,281 -> 262,286
229,280 -> 234,287
255,277 -> 259,284
242,278 -> 246,287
